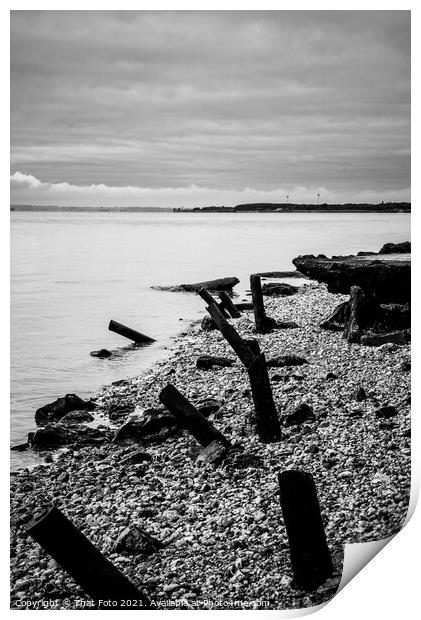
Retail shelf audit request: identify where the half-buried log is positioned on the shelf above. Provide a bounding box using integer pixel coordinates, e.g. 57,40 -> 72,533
25,505 -> 150,609
218,291 -> 242,318
247,352 -> 282,443
278,470 -> 333,590
109,320 -> 155,344
207,303 -> 256,367
152,276 -> 239,292
250,274 -> 278,333
159,384 -> 231,448
292,254 -> 410,303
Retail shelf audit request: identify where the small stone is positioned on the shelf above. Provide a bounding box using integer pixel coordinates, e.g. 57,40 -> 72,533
325,372 -> 337,380
355,387 -> 367,401
375,405 -> 398,418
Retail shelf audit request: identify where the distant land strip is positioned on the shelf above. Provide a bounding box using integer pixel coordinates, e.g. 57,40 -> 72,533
10,202 -> 410,213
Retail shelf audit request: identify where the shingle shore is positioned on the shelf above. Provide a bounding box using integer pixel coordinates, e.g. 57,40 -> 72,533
10,284 -> 411,610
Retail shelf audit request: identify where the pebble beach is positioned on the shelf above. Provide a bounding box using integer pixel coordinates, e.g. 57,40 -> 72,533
10,283 -> 411,610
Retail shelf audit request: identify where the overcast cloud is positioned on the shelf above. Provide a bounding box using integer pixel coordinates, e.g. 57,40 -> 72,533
10,11 -> 410,207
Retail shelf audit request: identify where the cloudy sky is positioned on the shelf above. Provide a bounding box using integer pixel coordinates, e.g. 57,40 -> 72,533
11,10 -> 410,207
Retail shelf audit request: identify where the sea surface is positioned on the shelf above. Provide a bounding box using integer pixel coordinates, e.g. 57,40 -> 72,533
10,211 -> 410,468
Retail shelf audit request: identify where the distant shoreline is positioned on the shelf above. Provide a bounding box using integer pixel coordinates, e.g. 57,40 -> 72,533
10,202 -> 411,214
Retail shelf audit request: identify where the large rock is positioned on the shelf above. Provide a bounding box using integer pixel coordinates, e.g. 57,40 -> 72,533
292,254 -> 410,303
28,424 -> 111,449
261,283 -> 298,296
152,276 -> 239,292
379,241 -> 410,254
113,407 -> 178,443
35,394 -> 95,425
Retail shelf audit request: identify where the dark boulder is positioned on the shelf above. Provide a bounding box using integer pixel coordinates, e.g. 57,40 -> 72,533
282,403 -> 315,427
29,424 -> 110,449
267,354 -> 308,368
375,405 -> 398,419
196,355 -> 234,370
10,442 -> 29,452
113,407 -> 178,443
35,394 -> 94,426
292,254 -> 410,303
379,241 -> 410,254
152,276 -> 239,293
90,349 -> 112,358
261,283 -> 298,296
60,410 -> 95,424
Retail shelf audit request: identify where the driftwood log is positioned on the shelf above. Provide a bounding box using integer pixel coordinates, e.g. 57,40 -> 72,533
108,320 -> 155,344
25,505 -> 150,609
152,276 -> 239,292
278,470 -> 333,590
159,384 -> 231,448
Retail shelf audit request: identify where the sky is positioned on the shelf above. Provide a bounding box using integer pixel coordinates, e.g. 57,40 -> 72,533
10,10 -> 410,207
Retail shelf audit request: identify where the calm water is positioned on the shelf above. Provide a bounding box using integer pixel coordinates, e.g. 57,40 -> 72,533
11,211 -> 410,467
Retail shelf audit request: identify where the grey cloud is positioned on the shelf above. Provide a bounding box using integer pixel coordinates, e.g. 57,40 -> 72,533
11,11 -> 410,200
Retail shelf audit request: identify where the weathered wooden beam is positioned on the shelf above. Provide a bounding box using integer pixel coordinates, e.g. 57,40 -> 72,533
159,384 -> 231,448
218,292 -> 242,318
278,470 -> 333,590
198,288 -> 229,318
206,303 -> 256,367
247,352 -> 282,443
108,320 -> 155,344
25,505 -> 150,609
250,274 -> 277,333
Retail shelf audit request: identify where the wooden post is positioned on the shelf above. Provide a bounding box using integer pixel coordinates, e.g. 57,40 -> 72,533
250,275 -> 277,333
25,505 -> 150,609
108,320 -> 155,344
218,292 -> 242,318
278,470 -> 333,590
207,303 -> 256,367
198,288 -> 229,318
247,353 -> 282,442
159,384 -> 231,448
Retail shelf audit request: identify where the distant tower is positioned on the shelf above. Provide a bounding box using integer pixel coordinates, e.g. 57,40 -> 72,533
286,194 -> 289,203
317,193 -> 320,205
